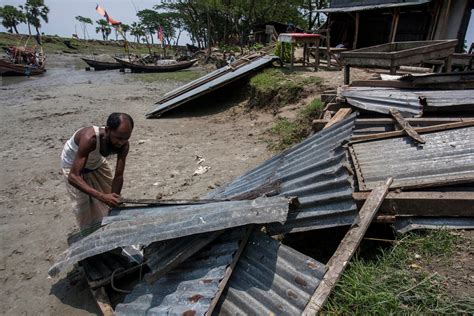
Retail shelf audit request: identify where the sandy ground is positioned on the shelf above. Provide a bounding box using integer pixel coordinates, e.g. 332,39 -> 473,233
0,54 -> 278,315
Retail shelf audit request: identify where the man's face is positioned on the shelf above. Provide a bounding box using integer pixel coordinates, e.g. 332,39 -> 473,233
105,121 -> 132,154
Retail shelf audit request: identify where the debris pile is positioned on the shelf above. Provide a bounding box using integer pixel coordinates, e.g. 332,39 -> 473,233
49,67 -> 473,315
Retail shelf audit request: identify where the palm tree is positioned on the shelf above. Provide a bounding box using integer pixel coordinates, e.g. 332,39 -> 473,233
22,0 -> 49,44
0,5 -> 25,34
75,16 -> 93,40
95,19 -> 111,41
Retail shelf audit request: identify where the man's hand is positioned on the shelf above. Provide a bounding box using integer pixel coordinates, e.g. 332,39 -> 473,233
100,193 -> 122,208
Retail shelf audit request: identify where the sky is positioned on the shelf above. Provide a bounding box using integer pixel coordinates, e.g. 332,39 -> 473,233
0,1 -> 473,47
0,0 -> 192,44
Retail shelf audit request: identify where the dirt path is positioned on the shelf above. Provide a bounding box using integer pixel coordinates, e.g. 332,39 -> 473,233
0,54 -> 275,315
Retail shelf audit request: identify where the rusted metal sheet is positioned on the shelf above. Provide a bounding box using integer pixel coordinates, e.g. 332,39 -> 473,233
214,232 -> 326,315
115,228 -> 247,316
319,0 -> 431,13
146,55 -> 279,118
207,114 -> 358,233
342,87 -> 474,117
350,126 -> 474,190
48,196 -> 291,277
395,217 -> 474,234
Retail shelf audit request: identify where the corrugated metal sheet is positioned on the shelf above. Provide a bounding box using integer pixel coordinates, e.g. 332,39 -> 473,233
48,196 -> 290,277
341,87 -> 474,117
214,232 -> 326,315
146,55 -> 279,118
115,228 -> 246,316
353,117 -> 467,136
350,126 -> 474,190
395,217 -> 474,234
318,0 -> 431,13
207,114 -> 358,233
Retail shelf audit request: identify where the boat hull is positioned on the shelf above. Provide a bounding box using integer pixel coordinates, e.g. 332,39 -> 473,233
113,57 -> 197,73
81,57 -> 122,71
0,59 -> 45,76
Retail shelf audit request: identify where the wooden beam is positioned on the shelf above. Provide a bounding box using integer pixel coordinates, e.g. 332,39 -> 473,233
389,9 -> 400,42
303,178 -> 393,315
90,287 -> 114,316
324,108 -> 352,129
353,191 -> 474,217
352,12 -> 359,50
351,120 -> 474,143
389,109 -> 425,144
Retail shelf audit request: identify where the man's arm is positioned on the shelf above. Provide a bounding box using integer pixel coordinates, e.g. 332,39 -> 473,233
111,142 -> 129,195
68,133 -> 121,207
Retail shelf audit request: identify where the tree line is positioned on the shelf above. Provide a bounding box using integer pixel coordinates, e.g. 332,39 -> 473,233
1,0 -> 329,47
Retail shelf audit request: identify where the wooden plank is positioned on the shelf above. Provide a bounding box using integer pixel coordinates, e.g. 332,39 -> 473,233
350,79 -> 474,89
389,109 -> 425,144
389,9 -> 400,43
353,191 -> 474,217
352,12 -> 359,50
90,287 -> 114,316
351,120 -> 474,143
324,108 -> 352,129
303,178 -> 393,315
207,226 -> 253,315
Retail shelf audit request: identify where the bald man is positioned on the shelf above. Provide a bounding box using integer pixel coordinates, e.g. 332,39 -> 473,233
60,112 -> 133,231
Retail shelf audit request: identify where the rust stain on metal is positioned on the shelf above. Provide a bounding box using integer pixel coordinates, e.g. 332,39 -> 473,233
200,279 -> 213,284
287,290 -> 298,299
295,276 -> 308,287
182,310 -> 196,316
307,261 -> 319,270
188,294 -> 204,303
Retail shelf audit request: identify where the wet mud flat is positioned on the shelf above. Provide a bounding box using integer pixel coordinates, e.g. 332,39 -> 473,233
0,53 -> 273,315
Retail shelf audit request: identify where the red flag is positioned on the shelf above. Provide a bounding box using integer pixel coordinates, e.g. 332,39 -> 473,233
157,26 -> 164,43
95,5 -> 121,25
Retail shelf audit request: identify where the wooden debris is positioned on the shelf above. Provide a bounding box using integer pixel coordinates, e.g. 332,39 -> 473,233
389,109 -> 426,143
303,177 -> 393,315
90,287 -> 114,316
324,108 -> 352,129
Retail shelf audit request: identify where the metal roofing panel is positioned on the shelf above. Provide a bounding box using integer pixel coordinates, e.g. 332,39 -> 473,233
319,0 -> 431,13
395,217 -> 474,234
214,232 -> 326,315
207,114 -> 358,233
146,55 -> 279,118
341,87 -> 474,117
350,126 -> 474,190
115,228 -> 246,316
48,196 -> 291,277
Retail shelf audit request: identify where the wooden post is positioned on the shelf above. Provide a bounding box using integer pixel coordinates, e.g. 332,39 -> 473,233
303,43 -> 307,67
302,178 -> 393,315
290,42 -> 294,72
344,65 -> 350,84
91,287 -> 114,316
445,54 -> 452,73
390,9 -> 400,42
353,12 -> 359,50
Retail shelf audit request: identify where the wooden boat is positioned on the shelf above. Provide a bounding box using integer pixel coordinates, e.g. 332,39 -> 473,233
0,58 -> 46,76
81,57 -> 122,71
113,57 -> 197,73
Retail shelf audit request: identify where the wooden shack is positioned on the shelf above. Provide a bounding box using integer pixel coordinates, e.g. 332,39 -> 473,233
318,0 -> 473,52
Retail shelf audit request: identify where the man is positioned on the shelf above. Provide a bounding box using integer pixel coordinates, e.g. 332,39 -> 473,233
61,113 -> 134,231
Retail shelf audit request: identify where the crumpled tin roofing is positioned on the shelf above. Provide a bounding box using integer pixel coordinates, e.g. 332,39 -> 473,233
115,228 -> 246,316
395,217 -> 474,234
48,196 -> 291,277
214,232 -> 326,315
341,87 -> 474,117
350,126 -> 474,190
207,114 -> 358,233
146,55 -> 279,118
318,0 -> 431,13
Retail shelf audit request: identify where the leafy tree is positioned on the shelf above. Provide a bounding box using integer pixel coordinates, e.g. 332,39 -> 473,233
95,19 -> 111,41
0,5 -> 25,34
75,15 -> 93,40
130,22 -> 145,43
137,9 -> 162,45
121,23 -> 131,39
22,0 -> 49,44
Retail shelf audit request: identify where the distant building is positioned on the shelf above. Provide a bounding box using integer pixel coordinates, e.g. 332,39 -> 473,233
252,21 -> 304,44
318,0 -> 473,52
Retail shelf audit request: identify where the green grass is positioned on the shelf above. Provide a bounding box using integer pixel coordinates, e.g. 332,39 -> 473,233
125,70 -> 205,83
299,98 -> 323,122
324,230 -> 474,314
249,68 -> 286,91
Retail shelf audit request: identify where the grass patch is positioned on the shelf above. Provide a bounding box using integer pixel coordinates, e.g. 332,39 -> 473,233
324,230 -> 473,314
249,68 -> 286,91
125,70 -> 205,83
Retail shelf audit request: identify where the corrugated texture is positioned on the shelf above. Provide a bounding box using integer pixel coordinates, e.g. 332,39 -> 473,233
353,117 -> 467,136
207,114 -> 358,233
48,196 -> 290,277
341,87 -> 474,117
395,217 -> 474,234
214,232 -> 326,315
319,0 -> 430,12
115,229 -> 245,316
351,126 -> 474,190
146,55 -> 279,118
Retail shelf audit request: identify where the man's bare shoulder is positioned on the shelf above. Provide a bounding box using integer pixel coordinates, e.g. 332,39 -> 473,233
73,127 -> 97,150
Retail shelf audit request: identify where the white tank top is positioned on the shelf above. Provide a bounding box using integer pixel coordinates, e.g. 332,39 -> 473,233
61,126 -> 107,170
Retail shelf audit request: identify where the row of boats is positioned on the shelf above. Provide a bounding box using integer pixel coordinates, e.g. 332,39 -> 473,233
81,56 -> 198,73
